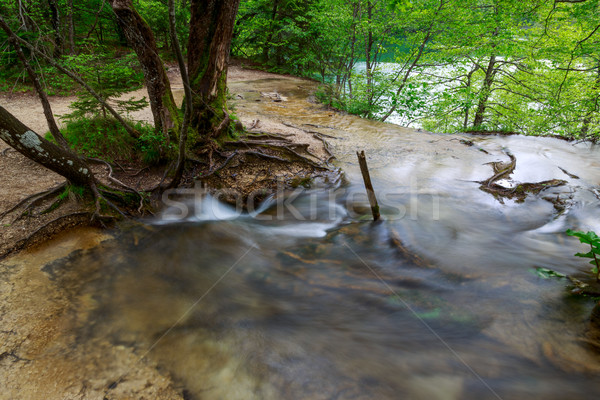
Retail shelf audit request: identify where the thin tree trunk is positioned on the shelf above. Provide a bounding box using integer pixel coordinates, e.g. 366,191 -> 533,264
109,0 -> 180,136
364,1 -> 374,116
16,0 -> 34,31
581,63 -> 600,137
3,25 -> 69,148
472,55 -> 497,128
0,106 -> 94,187
167,0 -> 192,188
47,0 -> 62,58
463,64 -> 478,130
262,0 -> 279,63
67,0 -> 75,53
188,0 -> 240,141
86,0 -> 106,40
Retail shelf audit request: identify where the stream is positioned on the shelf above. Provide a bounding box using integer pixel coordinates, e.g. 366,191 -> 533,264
35,78 -> 600,399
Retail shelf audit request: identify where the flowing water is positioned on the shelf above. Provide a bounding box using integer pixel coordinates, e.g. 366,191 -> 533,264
39,78 -> 600,399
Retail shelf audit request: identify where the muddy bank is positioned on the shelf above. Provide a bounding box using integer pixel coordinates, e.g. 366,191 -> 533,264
0,228 -> 184,399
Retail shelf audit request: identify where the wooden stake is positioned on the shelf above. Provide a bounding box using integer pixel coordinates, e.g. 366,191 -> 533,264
356,150 -> 380,221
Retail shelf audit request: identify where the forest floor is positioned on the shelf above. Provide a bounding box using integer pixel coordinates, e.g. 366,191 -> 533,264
0,64 -> 332,399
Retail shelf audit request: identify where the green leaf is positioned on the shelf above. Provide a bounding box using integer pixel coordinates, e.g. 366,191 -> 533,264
534,267 -> 566,279
575,251 -> 594,259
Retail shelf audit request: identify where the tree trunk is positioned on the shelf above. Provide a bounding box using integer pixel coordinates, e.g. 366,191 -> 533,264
67,0 -> 75,53
463,64 -> 478,130
472,55 -> 497,128
47,0 -> 62,58
363,1 -> 374,116
581,63 -> 600,137
16,0 -> 35,31
188,0 -> 240,142
109,0 -> 180,136
262,0 -> 279,63
0,106 -> 94,187
167,0 -> 192,188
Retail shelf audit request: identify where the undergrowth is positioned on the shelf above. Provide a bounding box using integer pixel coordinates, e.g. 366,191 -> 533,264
46,117 -> 164,164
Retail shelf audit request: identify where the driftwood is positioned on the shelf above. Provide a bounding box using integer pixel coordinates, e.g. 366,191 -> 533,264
356,150 -> 380,221
479,151 -> 567,203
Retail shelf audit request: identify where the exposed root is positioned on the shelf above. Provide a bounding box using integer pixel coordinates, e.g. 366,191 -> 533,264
224,138 -> 327,170
249,119 -> 260,130
312,133 -> 335,162
94,185 -> 128,220
212,108 -> 231,139
245,132 -> 294,140
283,122 -> 340,139
88,158 -> 145,213
389,228 -> 429,268
0,183 -> 67,222
1,147 -> 15,156
482,152 -> 516,187
244,150 -> 293,163
200,151 -> 239,179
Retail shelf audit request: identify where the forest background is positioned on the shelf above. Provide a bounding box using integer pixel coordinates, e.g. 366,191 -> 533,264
1,0 -> 599,142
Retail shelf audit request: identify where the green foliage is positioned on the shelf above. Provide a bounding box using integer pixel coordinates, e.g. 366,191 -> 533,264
534,267 -> 566,280
567,229 -> 600,282
235,0 -> 600,140
58,116 -> 160,164
137,130 -> 166,165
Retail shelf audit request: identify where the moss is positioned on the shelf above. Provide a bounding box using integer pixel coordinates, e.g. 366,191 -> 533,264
290,176 -> 313,188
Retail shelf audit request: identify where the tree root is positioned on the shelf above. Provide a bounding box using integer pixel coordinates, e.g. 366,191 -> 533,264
211,108 -> 231,139
481,152 -> 516,187
1,147 -> 15,156
0,183 -> 67,222
200,151 -> 239,179
389,228 -> 429,268
224,139 -> 328,170
87,158 -> 145,213
478,151 -> 568,203
283,122 -> 340,139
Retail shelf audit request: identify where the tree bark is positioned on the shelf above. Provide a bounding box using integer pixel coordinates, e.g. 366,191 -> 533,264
109,0 -> 180,136
0,106 -> 94,187
16,0 -> 35,32
167,0 -> 192,188
581,63 -> 600,137
47,0 -> 62,58
262,0 -> 279,63
67,0 -> 75,52
472,55 -> 497,128
188,0 -> 240,142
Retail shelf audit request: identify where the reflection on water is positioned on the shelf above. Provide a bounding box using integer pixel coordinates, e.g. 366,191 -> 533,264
50,78 -> 600,399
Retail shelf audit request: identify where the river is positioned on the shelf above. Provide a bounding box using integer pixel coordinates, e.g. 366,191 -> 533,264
29,77 -> 600,399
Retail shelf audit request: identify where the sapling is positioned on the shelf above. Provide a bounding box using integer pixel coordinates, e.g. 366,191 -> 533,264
566,229 -> 600,282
